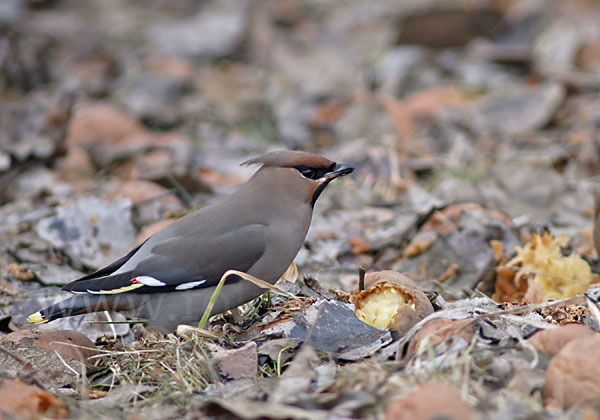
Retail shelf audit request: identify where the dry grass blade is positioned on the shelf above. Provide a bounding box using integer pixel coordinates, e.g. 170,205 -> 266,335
280,262 -> 299,283
475,295 -> 585,319
198,269 -> 296,329
93,334 -> 214,407
103,311 -> 118,340
176,324 -> 221,340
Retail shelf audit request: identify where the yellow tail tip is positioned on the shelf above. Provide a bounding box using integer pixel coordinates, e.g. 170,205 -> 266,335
27,312 -> 48,325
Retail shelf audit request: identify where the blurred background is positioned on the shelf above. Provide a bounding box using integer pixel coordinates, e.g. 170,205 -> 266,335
1,0 -> 600,331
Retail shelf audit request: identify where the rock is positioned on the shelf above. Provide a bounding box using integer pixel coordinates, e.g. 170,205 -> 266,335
288,299 -> 392,361
433,177 -> 481,205
272,41 -> 358,99
61,42 -> 118,97
0,0 -> 24,26
24,263 -> 84,286
0,378 -> 67,419
36,196 -> 136,269
545,335 -> 600,408
457,82 -> 565,137
448,56 -> 521,91
7,166 -> 73,201
117,72 -> 192,130
533,19 -> 584,73
108,180 -> 183,229
491,162 -> 566,212
0,151 -> 9,171
333,95 -> 396,143
0,29 -> 51,92
528,324 -> 597,358
273,95 -> 313,148
3,329 -> 97,364
147,0 -> 250,59
0,89 -> 73,168
385,382 -> 475,420
374,46 -> 426,93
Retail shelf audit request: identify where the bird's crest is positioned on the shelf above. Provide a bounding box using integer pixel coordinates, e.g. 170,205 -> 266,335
242,150 -> 333,169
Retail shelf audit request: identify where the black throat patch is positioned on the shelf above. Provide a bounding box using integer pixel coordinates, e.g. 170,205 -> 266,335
311,180 -> 331,207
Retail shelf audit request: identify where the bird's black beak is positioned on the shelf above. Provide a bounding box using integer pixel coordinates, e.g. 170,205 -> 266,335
325,163 -> 354,181
311,162 -> 354,207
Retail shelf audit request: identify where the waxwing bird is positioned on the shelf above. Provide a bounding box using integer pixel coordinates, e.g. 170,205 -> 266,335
28,150 -> 354,333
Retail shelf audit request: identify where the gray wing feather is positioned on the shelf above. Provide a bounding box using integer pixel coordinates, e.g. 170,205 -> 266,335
65,223 -> 267,293
137,223 -> 267,286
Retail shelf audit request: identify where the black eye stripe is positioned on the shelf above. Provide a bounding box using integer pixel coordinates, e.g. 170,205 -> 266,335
294,165 -> 333,180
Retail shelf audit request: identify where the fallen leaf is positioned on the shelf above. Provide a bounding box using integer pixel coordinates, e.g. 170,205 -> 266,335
577,41 -> 600,71
3,329 -> 98,365
108,180 -> 173,204
149,56 -> 196,83
349,236 -> 372,254
210,341 -> 258,379
0,378 -> 67,419
491,240 -> 503,260
7,263 -> 35,281
436,263 -> 460,283
528,324 -> 597,357
545,335 -> 600,408
380,87 -> 469,139
403,235 -> 433,257
385,382 -> 475,420
405,318 -> 474,357
492,266 -> 527,303
66,102 -> 149,147
310,98 -> 350,127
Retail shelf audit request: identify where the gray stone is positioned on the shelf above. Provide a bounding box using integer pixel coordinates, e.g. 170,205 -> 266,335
36,196 -> 136,269
458,83 -> 565,137
0,89 -> 73,167
7,166 -> 73,200
289,300 -> 392,361
148,0 -> 249,59
375,46 -> 426,93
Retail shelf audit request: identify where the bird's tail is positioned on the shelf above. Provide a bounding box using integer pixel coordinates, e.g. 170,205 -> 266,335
27,294 -> 134,324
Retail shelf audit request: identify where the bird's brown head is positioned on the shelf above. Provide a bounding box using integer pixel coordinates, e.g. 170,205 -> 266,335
242,150 -> 354,207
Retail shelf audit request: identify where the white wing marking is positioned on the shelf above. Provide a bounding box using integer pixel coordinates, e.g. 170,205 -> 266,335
134,276 -> 166,287
175,280 -> 207,290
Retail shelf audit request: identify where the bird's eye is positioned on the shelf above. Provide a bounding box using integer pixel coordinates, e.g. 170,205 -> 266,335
300,167 -> 316,179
